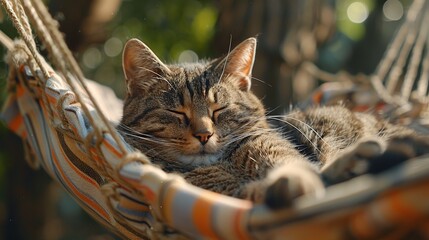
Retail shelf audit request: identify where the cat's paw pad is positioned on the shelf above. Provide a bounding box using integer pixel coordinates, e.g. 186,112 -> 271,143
352,140 -> 384,158
265,176 -> 303,208
264,169 -> 324,209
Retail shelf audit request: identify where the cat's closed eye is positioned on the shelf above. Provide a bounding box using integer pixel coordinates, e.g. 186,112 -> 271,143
211,106 -> 228,123
166,109 -> 190,126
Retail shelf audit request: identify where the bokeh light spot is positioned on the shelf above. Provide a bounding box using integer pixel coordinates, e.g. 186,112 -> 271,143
347,2 -> 369,24
178,50 -> 198,63
83,47 -> 103,69
104,37 -> 123,57
383,0 -> 403,21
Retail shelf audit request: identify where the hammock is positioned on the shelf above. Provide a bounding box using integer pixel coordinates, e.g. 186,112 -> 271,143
1,0 -> 429,239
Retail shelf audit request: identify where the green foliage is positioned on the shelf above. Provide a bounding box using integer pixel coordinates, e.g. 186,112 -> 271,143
80,0 -> 218,98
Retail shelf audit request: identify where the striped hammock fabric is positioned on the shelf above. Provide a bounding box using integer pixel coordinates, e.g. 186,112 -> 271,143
2,44 -> 429,240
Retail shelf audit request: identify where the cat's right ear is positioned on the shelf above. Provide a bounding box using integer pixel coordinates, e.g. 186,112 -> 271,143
122,38 -> 171,95
216,38 -> 257,91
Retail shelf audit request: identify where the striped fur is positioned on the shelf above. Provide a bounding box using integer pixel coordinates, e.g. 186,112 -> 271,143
119,38 -> 429,208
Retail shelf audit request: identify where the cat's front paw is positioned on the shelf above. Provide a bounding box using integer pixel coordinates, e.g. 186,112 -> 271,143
367,135 -> 429,173
264,176 -> 305,208
263,164 -> 324,209
322,139 -> 384,184
386,135 -> 429,158
322,135 -> 429,185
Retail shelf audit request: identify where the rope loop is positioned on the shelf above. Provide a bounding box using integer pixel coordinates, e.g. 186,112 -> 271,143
1,0 -> 130,157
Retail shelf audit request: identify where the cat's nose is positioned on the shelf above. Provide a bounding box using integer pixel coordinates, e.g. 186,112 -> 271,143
193,131 -> 213,145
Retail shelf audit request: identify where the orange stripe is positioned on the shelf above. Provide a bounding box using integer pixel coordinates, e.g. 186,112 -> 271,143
53,132 -> 103,197
312,91 -> 323,104
121,176 -> 156,204
103,138 -> 123,158
16,84 -> 27,98
233,202 -> 252,240
349,210 -> 377,239
161,183 -> 175,225
9,115 -> 24,132
46,94 -> 57,105
63,150 -> 99,189
51,149 -> 110,220
91,150 -> 111,169
192,192 -> 218,238
91,149 -> 103,164
136,184 -> 156,203
119,195 -> 150,212
386,190 -> 421,221
39,99 -> 49,116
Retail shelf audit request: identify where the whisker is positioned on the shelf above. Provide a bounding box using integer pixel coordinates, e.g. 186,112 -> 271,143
119,131 -> 169,145
251,76 -> 272,87
267,115 -> 329,159
265,106 -> 281,115
221,125 -> 275,148
268,115 -> 331,147
219,35 -> 233,83
137,66 -> 174,89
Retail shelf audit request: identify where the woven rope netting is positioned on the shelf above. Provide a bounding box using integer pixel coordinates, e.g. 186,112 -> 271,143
1,0 -> 429,239
371,0 -> 429,115
1,0 -> 129,156
299,0 -> 429,122
0,0 -> 153,237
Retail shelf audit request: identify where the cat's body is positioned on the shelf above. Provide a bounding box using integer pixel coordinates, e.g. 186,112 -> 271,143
119,38 -> 428,208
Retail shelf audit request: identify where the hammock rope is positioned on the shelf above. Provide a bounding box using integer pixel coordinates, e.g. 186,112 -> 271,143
1,0 -> 129,156
401,11 -> 429,100
384,4 -> 421,95
416,50 -> 429,99
1,0 -> 164,237
373,0 -> 429,106
2,6 -> 150,229
2,0 -> 48,77
301,0 -> 429,119
2,0 -> 429,239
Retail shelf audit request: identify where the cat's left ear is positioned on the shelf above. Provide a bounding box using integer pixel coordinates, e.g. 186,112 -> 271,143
122,38 -> 171,95
217,38 -> 256,91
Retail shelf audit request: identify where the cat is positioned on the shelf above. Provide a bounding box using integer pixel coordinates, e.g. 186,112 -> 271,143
118,37 -> 429,208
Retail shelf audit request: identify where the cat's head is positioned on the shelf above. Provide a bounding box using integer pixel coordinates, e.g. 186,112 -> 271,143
120,37 -> 267,167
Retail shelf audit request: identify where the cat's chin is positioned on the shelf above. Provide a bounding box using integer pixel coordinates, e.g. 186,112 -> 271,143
177,153 -> 220,167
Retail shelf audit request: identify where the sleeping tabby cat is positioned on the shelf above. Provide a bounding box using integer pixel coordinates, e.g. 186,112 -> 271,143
119,37 -> 429,208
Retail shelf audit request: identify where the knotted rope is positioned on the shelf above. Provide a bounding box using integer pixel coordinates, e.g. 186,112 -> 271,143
0,0 -> 129,156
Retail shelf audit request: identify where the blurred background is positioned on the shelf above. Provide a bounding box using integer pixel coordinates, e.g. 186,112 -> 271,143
0,0 -> 413,239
